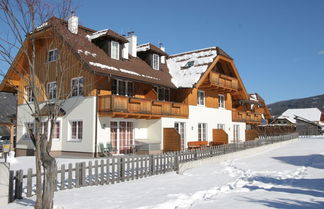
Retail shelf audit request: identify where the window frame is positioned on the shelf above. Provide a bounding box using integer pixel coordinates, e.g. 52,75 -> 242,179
46,81 -> 57,100
197,90 -> 205,106
52,120 -> 61,140
198,123 -> 207,141
155,86 -> 170,101
71,77 -> 84,97
69,120 -> 83,141
152,53 -> 160,70
217,123 -> 225,130
218,94 -> 225,108
25,86 -> 34,103
112,79 -> 133,97
24,122 -> 34,139
111,40 -> 120,60
48,48 -> 59,62
174,122 -> 185,150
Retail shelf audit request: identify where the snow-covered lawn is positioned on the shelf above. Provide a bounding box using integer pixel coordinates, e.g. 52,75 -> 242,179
4,137 -> 324,209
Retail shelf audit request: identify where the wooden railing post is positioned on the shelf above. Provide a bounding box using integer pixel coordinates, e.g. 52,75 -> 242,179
173,153 -> 179,173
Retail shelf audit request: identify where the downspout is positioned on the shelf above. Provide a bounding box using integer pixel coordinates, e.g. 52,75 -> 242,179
94,89 -> 99,157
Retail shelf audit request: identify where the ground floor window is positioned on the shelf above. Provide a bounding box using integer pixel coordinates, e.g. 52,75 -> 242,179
110,121 -> 134,154
70,120 -> 83,141
217,123 -> 225,130
233,124 -> 240,143
198,123 -> 207,141
174,122 -> 185,150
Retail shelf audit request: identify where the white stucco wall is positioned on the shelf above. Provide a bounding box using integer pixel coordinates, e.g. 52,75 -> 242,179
16,96 -> 96,153
96,105 -> 248,151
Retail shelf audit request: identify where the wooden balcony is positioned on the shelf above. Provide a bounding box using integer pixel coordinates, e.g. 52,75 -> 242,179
200,72 -> 239,92
232,110 -> 262,124
98,95 -> 189,119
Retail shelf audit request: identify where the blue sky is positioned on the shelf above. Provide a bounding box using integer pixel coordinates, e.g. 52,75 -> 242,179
76,0 -> 324,104
1,0 -> 323,104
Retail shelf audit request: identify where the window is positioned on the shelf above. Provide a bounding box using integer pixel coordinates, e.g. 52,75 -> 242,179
219,94 -> 225,108
71,77 -> 84,97
25,86 -> 34,102
41,122 -> 48,135
25,122 -> 34,138
198,123 -> 207,141
175,122 -> 185,150
110,121 -> 134,154
181,61 -> 195,69
155,86 -> 170,101
48,49 -> 59,62
197,90 -> 205,106
53,121 -> 60,139
217,124 -> 225,130
152,54 -> 160,70
70,121 -> 83,141
112,79 -> 133,96
111,41 -> 120,60
47,82 -> 57,100
233,124 -> 240,143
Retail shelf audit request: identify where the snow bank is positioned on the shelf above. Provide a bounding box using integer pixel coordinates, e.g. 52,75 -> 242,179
178,138 -> 299,174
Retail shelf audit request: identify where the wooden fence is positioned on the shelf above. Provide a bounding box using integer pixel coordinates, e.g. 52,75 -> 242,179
8,133 -> 298,202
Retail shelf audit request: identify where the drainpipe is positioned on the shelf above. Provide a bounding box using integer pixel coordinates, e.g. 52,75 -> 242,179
94,89 -> 99,157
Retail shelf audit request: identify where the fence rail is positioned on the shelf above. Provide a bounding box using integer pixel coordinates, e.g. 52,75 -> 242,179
8,133 -> 298,202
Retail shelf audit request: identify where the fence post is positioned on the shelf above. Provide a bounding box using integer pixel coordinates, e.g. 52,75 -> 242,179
8,170 -> 14,202
173,153 -> 179,174
26,168 -> 33,197
120,157 -> 125,182
75,163 -> 80,188
149,155 -> 155,176
15,170 -> 23,199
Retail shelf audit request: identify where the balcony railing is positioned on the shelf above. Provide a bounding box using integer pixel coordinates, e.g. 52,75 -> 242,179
232,110 -> 262,124
98,95 -> 189,118
208,72 -> 239,91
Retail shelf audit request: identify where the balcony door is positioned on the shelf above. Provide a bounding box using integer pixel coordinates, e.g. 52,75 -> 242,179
110,121 -> 134,154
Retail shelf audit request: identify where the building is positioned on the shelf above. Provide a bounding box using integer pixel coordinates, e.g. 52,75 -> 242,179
0,15 -> 271,157
272,108 -> 324,129
0,92 -> 16,149
295,116 -> 322,136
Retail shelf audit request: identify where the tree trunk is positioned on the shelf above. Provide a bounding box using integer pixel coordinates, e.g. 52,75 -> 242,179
40,135 -> 57,209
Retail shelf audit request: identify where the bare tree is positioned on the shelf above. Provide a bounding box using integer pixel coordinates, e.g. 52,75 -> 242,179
0,0 -> 74,208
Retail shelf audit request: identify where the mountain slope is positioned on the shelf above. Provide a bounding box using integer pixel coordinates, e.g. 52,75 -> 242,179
268,94 -> 324,116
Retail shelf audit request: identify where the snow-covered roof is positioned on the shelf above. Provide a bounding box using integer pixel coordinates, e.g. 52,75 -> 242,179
167,47 -> 217,88
277,115 -> 296,124
86,29 -> 109,41
280,108 -> 322,123
137,43 -> 151,52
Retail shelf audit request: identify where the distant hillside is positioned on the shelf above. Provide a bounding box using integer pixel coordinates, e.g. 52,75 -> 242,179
268,94 -> 324,116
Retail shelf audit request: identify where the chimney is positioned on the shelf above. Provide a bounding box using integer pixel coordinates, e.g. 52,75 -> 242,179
160,44 -> 166,64
122,42 -> 129,59
126,32 -> 137,57
68,12 -> 78,34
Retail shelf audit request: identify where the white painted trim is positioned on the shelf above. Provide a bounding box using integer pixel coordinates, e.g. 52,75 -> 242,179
111,40 -> 120,60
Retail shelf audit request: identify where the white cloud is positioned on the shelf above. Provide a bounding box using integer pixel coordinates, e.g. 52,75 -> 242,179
318,51 -> 324,55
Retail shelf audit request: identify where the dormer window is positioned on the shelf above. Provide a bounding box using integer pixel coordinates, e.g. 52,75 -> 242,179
111,41 -> 120,60
48,49 -> 58,62
152,54 -> 160,70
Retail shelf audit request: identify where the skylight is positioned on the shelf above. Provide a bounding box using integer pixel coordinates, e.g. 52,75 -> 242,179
181,61 -> 195,69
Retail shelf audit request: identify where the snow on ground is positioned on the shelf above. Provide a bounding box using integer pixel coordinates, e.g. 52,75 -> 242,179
4,137 -> 324,209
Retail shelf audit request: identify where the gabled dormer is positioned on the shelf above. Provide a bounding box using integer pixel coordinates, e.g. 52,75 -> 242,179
137,43 -> 167,70
87,29 -> 129,60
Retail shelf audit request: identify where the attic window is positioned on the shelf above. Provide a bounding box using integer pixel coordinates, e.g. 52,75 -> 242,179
111,41 -> 120,60
48,49 -> 59,62
181,61 -> 195,69
152,54 -> 160,70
